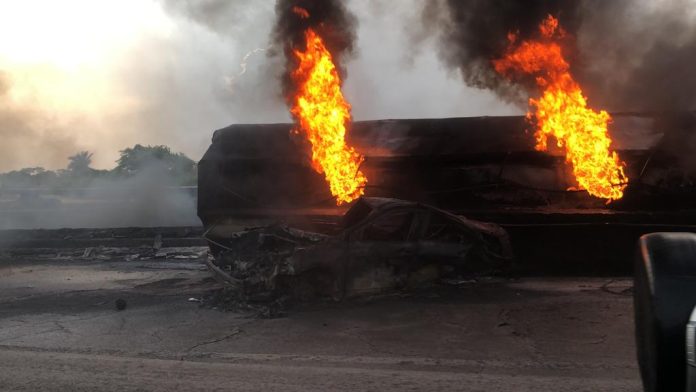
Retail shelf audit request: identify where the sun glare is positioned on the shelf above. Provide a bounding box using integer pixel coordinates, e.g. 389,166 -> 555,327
0,0 -> 173,112
0,0 -> 172,69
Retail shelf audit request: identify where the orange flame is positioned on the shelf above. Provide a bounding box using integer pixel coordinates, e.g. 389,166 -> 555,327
493,15 -> 627,201
290,28 -> 367,205
292,6 -> 309,19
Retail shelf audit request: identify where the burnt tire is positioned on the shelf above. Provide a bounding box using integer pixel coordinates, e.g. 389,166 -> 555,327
635,232 -> 696,392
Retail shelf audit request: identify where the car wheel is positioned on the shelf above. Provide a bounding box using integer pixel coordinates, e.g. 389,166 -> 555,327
635,232 -> 696,392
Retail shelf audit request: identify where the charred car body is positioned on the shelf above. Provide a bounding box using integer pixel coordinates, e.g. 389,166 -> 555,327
204,198 -> 512,301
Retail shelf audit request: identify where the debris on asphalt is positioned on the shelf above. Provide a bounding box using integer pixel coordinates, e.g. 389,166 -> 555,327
115,298 -> 127,311
153,234 -> 163,250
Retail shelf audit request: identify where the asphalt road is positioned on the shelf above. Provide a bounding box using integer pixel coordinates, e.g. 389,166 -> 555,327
0,258 -> 642,391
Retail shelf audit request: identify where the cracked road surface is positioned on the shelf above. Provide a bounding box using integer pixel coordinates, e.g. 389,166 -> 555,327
0,257 -> 641,391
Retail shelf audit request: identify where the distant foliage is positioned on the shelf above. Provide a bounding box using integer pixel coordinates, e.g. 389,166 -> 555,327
0,145 -> 197,190
67,151 -> 94,174
0,167 -> 59,189
114,144 -> 196,185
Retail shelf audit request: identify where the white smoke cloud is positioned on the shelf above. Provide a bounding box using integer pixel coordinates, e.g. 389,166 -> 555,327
0,0 -> 517,172
343,0 -> 519,120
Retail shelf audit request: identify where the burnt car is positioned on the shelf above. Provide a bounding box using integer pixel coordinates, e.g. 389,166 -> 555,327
204,197 -> 513,301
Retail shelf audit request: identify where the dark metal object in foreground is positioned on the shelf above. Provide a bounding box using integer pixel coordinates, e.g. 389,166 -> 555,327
634,233 -> 696,392
204,198 -> 512,301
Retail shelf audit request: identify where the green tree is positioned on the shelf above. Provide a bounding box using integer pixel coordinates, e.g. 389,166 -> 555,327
67,151 -> 94,174
114,144 -> 196,185
0,167 -> 58,189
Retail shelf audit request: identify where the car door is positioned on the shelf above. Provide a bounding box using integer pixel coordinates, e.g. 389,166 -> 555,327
346,207 -> 418,264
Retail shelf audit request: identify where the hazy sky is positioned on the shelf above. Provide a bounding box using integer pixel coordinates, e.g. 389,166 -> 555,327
0,0 -> 518,171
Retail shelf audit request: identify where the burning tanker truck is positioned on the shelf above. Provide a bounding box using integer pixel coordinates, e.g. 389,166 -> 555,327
197,1 -> 696,390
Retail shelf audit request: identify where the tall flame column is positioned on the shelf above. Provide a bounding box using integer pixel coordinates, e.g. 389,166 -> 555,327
289,27 -> 367,205
494,16 -> 627,201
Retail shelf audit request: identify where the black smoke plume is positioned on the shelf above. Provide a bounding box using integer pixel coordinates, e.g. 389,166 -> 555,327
577,0 -> 696,112
424,0 -> 581,104
425,0 -> 696,112
271,0 -> 357,99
